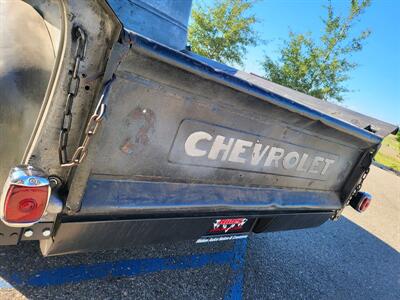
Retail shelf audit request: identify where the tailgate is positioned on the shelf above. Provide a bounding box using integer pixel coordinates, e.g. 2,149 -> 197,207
65,32 -> 379,216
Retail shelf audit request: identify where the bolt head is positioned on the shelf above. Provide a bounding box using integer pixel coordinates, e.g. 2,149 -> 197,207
42,229 -> 51,237
24,229 -> 33,238
28,177 -> 39,185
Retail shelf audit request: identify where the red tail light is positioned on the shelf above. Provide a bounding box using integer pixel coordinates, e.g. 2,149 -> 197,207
4,185 -> 49,223
358,195 -> 371,212
1,165 -> 50,227
349,191 -> 372,213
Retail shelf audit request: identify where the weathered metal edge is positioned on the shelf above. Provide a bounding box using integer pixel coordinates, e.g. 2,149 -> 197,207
124,30 -> 397,145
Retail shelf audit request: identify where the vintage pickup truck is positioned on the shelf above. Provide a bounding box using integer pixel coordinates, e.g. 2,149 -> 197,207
0,0 -> 398,256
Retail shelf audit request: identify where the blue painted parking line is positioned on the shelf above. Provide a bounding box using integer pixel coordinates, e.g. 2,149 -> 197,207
224,239 -> 248,300
11,251 -> 234,287
1,239 -> 248,298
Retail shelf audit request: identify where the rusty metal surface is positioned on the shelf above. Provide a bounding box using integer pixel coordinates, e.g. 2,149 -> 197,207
66,38 -> 129,213
8,1 -> 393,211
90,47 -> 364,193
23,0 -> 122,188
124,34 -> 394,144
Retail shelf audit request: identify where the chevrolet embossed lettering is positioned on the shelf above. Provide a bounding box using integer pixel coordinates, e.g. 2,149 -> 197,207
169,120 -> 339,180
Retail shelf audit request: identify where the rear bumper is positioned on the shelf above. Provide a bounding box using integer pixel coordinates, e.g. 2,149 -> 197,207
2,179 -> 339,255
38,179 -> 338,255
41,211 -> 333,256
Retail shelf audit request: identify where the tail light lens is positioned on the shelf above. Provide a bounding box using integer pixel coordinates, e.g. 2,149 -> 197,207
1,165 -> 50,227
358,195 -> 371,212
4,185 -> 49,223
349,191 -> 372,213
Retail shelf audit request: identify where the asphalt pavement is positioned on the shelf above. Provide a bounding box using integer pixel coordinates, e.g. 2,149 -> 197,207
0,166 -> 399,299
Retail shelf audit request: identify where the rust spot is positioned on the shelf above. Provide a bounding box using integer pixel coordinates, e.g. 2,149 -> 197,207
121,139 -> 135,155
120,106 -> 156,156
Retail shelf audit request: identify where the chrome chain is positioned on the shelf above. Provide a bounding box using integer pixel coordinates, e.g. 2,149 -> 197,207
60,77 -> 115,168
59,75 -> 114,167
59,27 -> 87,167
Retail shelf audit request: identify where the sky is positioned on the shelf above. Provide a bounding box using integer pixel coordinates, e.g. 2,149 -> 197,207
242,0 -> 400,125
196,0 -> 400,125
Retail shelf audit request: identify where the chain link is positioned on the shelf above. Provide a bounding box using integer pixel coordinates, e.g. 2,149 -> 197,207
348,167 -> 370,202
59,27 -> 87,167
59,27 -> 113,168
59,77 -> 113,167
332,153 -> 373,220
62,83 -> 112,168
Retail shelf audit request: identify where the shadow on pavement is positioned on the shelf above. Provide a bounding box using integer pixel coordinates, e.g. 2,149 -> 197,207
0,216 -> 398,299
245,217 -> 399,299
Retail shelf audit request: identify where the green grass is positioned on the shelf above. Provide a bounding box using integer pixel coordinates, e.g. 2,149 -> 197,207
374,132 -> 400,172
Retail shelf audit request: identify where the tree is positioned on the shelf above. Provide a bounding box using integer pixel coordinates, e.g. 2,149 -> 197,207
188,0 -> 258,66
262,0 -> 371,102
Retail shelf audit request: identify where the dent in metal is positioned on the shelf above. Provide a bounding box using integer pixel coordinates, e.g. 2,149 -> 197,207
78,179 -> 341,216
